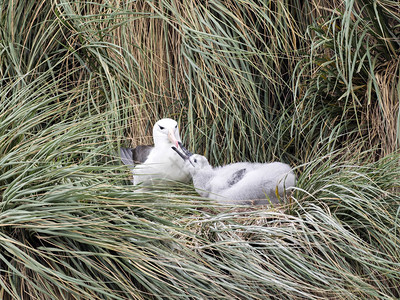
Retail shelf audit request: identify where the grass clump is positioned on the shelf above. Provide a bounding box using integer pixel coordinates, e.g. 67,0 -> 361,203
1,0 -> 400,299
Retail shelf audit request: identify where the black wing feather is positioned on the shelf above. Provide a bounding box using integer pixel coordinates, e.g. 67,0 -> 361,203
227,168 -> 247,186
132,145 -> 153,163
120,145 -> 154,167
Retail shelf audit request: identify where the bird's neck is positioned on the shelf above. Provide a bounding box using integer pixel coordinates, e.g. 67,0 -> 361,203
192,168 -> 213,185
190,168 -> 213,198
153,139 -> 171,147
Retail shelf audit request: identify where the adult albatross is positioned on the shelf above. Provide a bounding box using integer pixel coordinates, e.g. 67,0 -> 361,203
120,118 -> 191,187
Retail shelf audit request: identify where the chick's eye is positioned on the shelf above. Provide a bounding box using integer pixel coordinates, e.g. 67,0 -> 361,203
158,125 -> 164,130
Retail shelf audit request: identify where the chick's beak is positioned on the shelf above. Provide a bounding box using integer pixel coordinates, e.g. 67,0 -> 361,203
168,128 -> 179,148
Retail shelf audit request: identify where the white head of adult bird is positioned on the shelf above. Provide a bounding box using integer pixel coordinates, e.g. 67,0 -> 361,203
120,118 -> 191,187
172,142 -> 296,205
152,118 -> 180,149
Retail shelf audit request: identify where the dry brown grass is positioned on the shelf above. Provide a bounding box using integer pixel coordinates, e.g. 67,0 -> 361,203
368,60 -> 400,156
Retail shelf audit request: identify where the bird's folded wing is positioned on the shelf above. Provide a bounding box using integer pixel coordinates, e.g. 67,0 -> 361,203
120,147 -> 135,167
120,145 -> 155,168
132,145 -> 153,164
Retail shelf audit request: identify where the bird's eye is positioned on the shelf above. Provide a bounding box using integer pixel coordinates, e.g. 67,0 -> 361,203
194,159 -> 197,163
175,125 -> 178,128
159,125 -> 165,130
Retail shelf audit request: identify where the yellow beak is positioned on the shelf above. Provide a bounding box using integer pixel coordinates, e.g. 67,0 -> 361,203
168,129 -> 179,148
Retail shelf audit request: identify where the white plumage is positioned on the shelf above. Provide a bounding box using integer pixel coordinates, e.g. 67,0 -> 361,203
120,118 -> 191,187
173,143 -> 296,205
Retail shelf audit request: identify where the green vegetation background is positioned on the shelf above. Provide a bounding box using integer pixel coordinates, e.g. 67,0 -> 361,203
1,0 -> 399,299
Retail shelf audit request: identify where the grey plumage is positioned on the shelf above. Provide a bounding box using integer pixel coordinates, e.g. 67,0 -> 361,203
173,144 -> 296,205
120,145 -> 153,167
227,168 -> 246,186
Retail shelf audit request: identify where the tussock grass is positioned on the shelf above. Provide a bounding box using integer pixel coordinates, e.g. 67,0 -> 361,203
1,0 -> 400,299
